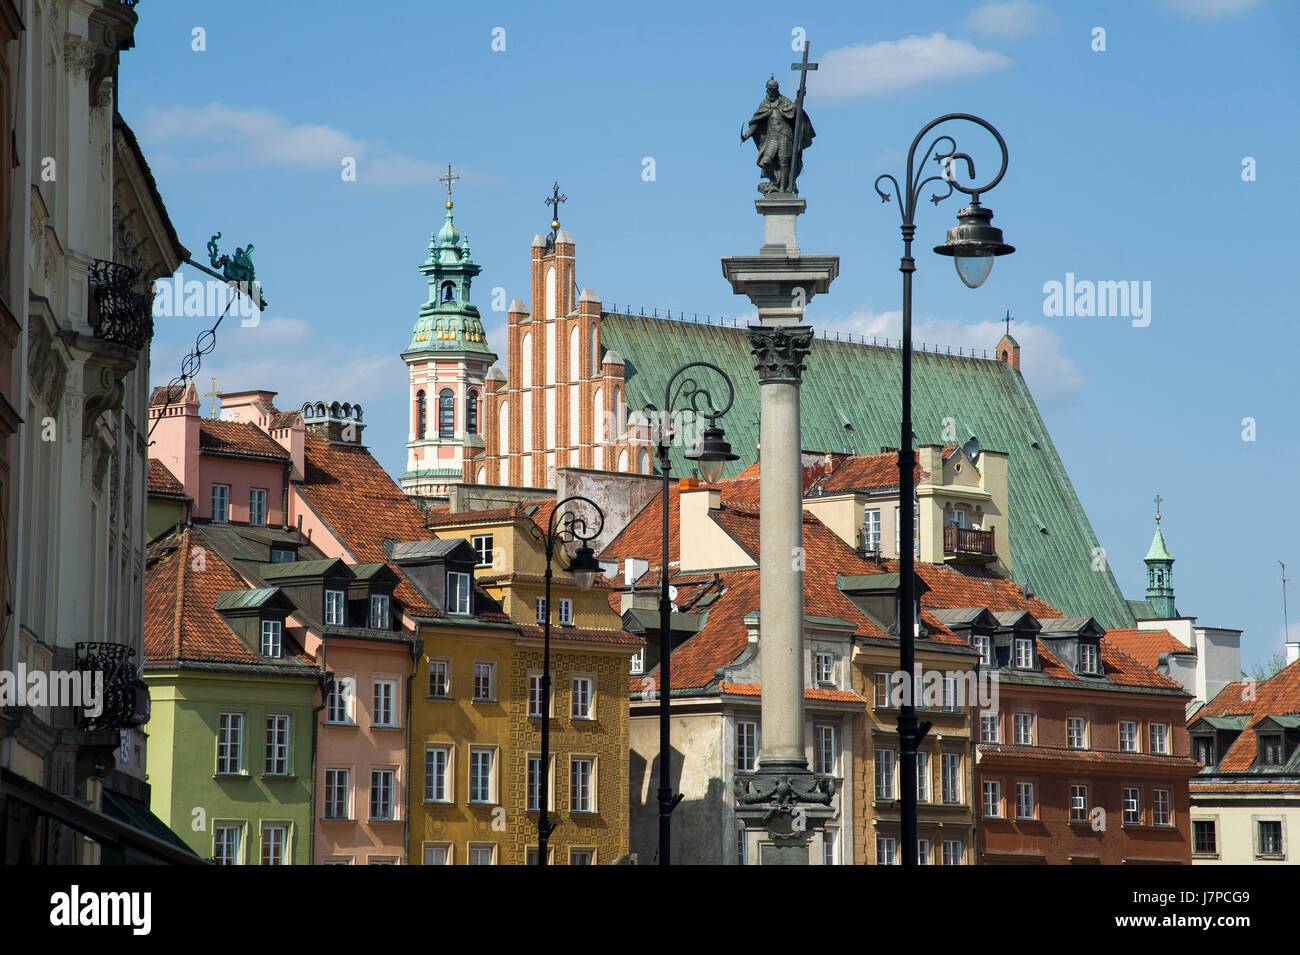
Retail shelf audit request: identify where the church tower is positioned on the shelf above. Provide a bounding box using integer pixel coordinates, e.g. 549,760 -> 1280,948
399,168 -> 496,497
1144,498 -> 1177,618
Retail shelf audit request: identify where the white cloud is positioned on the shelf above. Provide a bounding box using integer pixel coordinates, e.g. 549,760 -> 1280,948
808,307 -> 1086,405
136,103 -> 492,190
816,34 -> 1011,100
967,1 -> 1047,38
1160,0 -> 1269,16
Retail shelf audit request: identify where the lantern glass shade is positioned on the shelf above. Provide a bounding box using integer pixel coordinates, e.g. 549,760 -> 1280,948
685,425 -> 740,485
698,457 -> 727,485
954,253 -> 995,289
569,545 -> 600,592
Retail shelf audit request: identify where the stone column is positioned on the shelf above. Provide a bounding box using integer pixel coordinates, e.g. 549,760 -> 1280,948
722,197 -> 838,864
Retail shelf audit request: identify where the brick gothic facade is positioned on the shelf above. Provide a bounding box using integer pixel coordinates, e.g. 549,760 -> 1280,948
475,231 -> 651,489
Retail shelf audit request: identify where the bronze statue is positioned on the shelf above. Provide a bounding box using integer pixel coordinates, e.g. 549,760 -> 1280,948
742,47 -> 817,196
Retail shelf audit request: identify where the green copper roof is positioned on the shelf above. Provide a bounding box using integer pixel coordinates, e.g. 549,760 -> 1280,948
599,313 -> 1135,629
1145,526 -> 1174,562
404,205 -> 494,357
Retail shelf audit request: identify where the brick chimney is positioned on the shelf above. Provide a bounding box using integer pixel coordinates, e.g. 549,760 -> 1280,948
148,383 -> 201,502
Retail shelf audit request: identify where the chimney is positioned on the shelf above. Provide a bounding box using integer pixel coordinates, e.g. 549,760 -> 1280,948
301,400 -> 366,444
149,383 -> 201,503
219,389 -> 278,427
1287,642 -> 1300,666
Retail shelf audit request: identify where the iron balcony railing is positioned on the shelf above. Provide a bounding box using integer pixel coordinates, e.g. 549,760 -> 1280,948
75,641 -> 150,731
89,259 -> 153,351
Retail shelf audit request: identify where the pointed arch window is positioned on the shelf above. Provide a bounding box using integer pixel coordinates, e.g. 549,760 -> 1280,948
467,390 -> 479,435
439,389 -> 455,438
416,390 -> 427,439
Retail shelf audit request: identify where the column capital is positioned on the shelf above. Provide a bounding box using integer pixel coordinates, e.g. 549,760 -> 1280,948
747,324 -> 814,383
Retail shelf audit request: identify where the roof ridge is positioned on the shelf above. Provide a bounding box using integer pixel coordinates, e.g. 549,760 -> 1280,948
172,527 -> 189,661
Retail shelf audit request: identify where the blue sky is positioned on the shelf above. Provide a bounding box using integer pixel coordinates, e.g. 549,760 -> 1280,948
131,0 -> 1299,672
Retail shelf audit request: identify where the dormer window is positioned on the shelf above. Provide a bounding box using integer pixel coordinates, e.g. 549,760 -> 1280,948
1194,736 -> 1215,766
972,633 -> 993,667
1262,735 -> 1284,766
815,651 -> 835,686
1013,637 -> 1035,669
370,594 -> 391,630
260,619 -> 282,658
270,546 -> 296,564
447,571 -> 471,616
1077,641 -> 1101,675
325,589 -> 345,627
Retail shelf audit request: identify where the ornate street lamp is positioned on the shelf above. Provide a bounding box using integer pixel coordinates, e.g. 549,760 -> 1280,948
647,362 -> 737,864
874,114 -> 1014,866
530,495 -> 605,866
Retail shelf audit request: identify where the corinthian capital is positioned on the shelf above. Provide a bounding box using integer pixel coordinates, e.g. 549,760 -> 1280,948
747,325 -> 814,383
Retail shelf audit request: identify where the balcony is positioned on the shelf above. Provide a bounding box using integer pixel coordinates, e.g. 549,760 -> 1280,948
75,642 -> 151,732
89,259 -> 153,351
943,525 -> 996,564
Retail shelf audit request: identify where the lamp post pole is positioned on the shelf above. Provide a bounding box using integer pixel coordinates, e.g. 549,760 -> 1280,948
652,362 -> 737,865
874,113 -> 1013,866
534,495 -> 605,866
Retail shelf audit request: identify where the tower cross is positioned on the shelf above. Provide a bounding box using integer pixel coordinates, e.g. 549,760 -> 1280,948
439,163 -> 460,205
786,42 -> 818,193
545,182 -> 566,225
1154,493 -> 1162,523
1004,309 -> 1013,337
203,376 -> 221,419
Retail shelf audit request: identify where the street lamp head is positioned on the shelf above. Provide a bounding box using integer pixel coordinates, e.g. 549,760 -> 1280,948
686,425 -> 740,484
933,201 -> 1014,289
568,544 -> 601,592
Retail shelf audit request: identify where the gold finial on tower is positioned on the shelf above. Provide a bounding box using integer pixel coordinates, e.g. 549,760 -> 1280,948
439,163 -> 460,210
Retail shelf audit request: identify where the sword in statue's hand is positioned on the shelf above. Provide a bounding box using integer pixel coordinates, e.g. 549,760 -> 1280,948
741,122 -> 752,143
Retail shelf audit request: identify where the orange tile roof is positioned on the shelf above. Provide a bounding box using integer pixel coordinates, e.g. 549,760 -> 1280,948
809,451 -> 927,494
147,458 -> 187,499
144,527 -> 310,667
1192,659 -> 1300,772
721,682 -> 865,704
297,431 -> 442,616
199,419 -> 290,461
1104,628 -> 1191,670
516,623 -> 644,648
978,743 -> 1201,773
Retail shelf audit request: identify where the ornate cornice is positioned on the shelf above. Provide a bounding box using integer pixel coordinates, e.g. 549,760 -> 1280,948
747,324 -> 814,383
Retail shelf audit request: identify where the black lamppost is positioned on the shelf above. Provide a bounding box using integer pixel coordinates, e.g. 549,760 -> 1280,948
648,362 -> 738,864
531,495 -> 604,866
874,114 -> 1014,866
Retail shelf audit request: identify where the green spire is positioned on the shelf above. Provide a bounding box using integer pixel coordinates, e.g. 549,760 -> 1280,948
1144,496 -> 1176,617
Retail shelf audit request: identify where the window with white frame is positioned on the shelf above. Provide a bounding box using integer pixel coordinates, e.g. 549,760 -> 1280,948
982,780 -> 1001,817
470,748 -> 494,803
428,660 -> 450,698
214,825 -> 241,865
877,836 -> 897,865
1149,722 -> 1168,755
941,673 -> 958,712
260,619 -> 282,658
370,770 -> 395,820
942,753 -> 960,804
447,572 -> 471,615
1258,819 -> 1284,856
973,633 -> 992,666
980,711 -> 999,743
823,828 -> 838,865
571,676 -> 593,719
469,844 -> 496,865
473,662 -> 494,701
875,672 -> 891,708
325,589 -> 345,626
862,508 -> 882,553
1067,716 -> 1087,749
528,673 -> 545,717
815,651 -> 835,686
1262,736 -> 1284,765
630,647 -> 645,675
1120,721 -> 1139,752
264,715 -> 290,775
327,676 -> 354,724
526,755 -> 549,812
261,824 -> 287,865
815,725 -> 836,776
249,488 -> 267,527
558,598 -> 573,626
217,713 -> 244,774
570,757 -> 594,812
369,594 -> 390,630
1013,637 -> 1034,669
373,680 -> 396,727
1078,640 -> 1100,675
1194,737 -> 1214,765
942,839 -> 962,865
324,768 -> 349,819
570,849 -> 595,865
1013,713 -> 1034,745
535,597 -> 548,624
1015,782 -> 1035,819
423,844 -> 450,865
875,749 -> 896,800
1122,787 -> 1140,824
916,751 -> 931,802
471,534 -> 494,568
917,838 -> 931,864
211,484 -> 230,523
737,720 -> 759,773
1153,789 -> 1171,826
424,747 -> 449,802
1070,784 -> 1088,822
